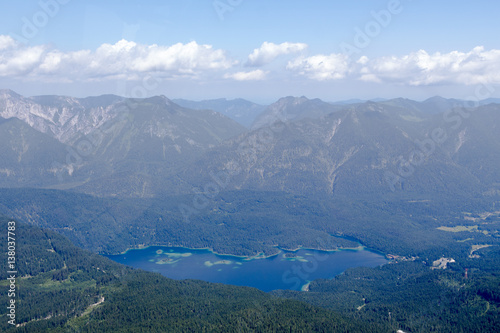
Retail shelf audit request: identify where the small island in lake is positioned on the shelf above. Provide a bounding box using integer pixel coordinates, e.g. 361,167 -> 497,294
204,260 -> 233,267
156,258 -> 177,265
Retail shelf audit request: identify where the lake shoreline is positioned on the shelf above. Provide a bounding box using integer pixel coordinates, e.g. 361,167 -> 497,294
115,243 -> 379,261
118,245 -> 282,260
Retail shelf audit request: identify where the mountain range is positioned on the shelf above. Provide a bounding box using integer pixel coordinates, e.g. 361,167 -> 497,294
179,99 -> 500,199
2,89 -> 499,199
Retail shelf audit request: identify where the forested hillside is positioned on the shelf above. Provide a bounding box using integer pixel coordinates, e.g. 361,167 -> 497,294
0,218 -> 381,332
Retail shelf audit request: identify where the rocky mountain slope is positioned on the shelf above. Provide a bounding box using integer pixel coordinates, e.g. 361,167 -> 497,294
176,101 -> 500,198
0,91 -> 246,196
0,116 -> 68,188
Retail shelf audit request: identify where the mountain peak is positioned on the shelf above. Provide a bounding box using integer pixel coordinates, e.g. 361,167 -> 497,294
0,89 -> 22,99
423,96 -> 448,103
272,96 -> 309,107
283,95 -> 308,102
143,95 -> 173,105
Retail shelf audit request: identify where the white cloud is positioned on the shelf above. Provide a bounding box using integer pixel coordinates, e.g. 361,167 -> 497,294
359,47 -> 500,85
286,47 -> 500,85
247,42 -> 307,66
286,53 -> 350,80
357,56 -> 369,65
0,35 -> 18,51
0,36 -> 46,77
0,35 -> 235,81
224,69 -> 268,81
2,35 -> 499,88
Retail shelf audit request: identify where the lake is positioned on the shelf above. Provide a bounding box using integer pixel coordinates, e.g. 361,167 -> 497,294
106,246 -> 388,292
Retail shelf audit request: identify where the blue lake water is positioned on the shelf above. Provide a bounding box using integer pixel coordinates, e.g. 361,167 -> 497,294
106,246 -> 387,292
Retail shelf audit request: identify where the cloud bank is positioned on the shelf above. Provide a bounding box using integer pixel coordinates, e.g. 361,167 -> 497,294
0,36 -> 234,81
358,47 -> 500,85
1,35 -> 499,86
287,47 -> 500,85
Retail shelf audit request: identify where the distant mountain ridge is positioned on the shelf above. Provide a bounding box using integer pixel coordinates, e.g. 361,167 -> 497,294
380,96 -> 479,115
176,100 -> 500,198
173,97 -> 265,127
1,90 -> 499,199
251,96 -> 344,129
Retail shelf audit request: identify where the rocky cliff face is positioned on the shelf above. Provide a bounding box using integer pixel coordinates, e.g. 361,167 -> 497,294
0,89 -> 125,143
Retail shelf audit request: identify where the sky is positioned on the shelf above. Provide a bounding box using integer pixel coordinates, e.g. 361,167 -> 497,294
1,0 -> 499,103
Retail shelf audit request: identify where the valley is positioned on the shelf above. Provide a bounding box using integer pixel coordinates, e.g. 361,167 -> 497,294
1,90 -> 499,332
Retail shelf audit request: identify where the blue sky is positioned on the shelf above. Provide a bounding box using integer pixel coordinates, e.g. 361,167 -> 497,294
1,0 -> 499,103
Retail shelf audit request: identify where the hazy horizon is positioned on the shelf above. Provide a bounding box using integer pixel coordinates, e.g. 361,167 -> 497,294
1,1 -> 499,103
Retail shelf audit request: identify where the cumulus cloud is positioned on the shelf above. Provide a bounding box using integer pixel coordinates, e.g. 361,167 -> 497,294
0,35 -> 18,51
286,47 -> 500,85
286,53 -> 350,80
0,36 -> 46,77
224,69 -> 268,81
358,47 -> 500,85
247,42 -> 307,66
2,35 -> 499,88
0,35 -> 235,81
